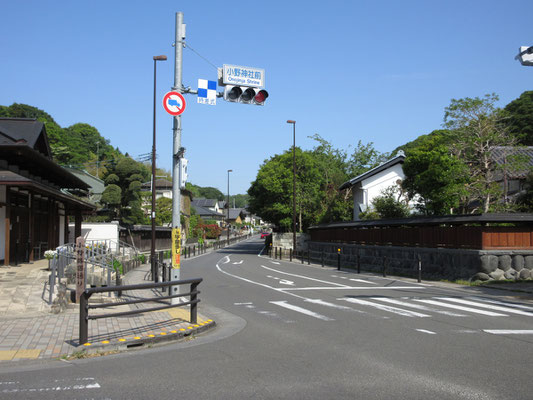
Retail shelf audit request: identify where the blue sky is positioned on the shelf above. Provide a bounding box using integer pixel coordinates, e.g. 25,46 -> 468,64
1,1 -> 532,194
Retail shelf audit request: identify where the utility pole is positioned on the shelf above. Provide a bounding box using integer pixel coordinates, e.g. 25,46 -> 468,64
170,12 -> 185,303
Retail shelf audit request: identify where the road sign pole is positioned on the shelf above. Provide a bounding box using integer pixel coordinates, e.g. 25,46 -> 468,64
171,11 -> 185,304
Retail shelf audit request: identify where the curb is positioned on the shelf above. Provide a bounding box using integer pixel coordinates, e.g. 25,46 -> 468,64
73,320 -> 216,355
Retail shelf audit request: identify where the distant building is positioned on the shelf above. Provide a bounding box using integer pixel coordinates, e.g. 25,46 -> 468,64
339,152 -> 407,220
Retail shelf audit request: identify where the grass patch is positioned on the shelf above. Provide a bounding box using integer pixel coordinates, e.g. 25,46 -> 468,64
442,279 -> 532,286
441,279 -> 482,286
59,349 -> 121,360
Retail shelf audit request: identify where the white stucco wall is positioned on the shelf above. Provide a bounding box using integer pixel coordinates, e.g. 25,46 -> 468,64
353,163 -> 405,220
68,221 -> 119,244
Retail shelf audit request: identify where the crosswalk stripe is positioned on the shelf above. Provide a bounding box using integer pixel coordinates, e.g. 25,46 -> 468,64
414,299 -> 507,316
466,296 -> 533,311
349,278 -> 377,284
305,299 -> 366,313
435,297 -> 533,317
371,297 -> 467,316
340,298 -> 430,317
269,301 -> 335,321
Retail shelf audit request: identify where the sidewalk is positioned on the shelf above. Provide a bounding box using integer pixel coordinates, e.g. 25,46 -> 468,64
0,260 -> 214,363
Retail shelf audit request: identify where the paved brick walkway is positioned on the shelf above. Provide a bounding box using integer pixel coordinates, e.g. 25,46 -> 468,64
0,260 -> 214,362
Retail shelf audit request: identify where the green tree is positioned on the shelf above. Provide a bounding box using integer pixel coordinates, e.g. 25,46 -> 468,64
504,91 -> 533,145
366,186 -> 410,219
100,184 -> 122,219
347,140 -> 389,178
402,133 -> 469,215
444,93 -> 517,213
155,197 -> 173,226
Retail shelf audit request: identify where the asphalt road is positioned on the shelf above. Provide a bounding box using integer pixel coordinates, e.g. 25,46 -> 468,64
1,236 -> 532,399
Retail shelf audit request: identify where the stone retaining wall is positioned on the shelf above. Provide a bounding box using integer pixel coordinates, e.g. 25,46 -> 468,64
309,241 -> 533,282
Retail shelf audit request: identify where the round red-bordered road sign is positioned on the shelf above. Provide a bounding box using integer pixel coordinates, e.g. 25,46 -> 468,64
162,91 -> 186,116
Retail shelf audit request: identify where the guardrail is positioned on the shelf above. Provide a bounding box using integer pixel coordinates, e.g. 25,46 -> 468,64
79,278 -> 202,344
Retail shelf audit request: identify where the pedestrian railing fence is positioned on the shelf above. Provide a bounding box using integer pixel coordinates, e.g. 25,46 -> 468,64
79,277 -> 202,345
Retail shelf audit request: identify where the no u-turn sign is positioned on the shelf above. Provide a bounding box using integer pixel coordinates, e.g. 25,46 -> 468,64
163,91 -> 186,116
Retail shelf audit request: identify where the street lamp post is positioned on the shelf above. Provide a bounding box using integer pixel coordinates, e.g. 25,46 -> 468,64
151,55 -> 167,282
227,169 -> 232,244
286,120 -> 296,253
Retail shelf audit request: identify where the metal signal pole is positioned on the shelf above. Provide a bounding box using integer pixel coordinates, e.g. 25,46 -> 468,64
171,12 -> 185,303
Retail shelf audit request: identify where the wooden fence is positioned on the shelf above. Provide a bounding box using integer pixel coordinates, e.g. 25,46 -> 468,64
309,214 -> 533,250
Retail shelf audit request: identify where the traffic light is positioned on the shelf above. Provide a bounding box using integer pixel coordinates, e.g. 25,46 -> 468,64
223,85 -> 269,105
517,46 -> 533,66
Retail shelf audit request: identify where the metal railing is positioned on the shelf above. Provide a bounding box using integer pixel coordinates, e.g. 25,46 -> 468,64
266,245 -> 425,282
48,239 -> 141,304
79,277 -> 202,344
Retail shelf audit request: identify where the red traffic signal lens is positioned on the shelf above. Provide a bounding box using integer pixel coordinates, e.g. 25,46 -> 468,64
254,89 -> 269,104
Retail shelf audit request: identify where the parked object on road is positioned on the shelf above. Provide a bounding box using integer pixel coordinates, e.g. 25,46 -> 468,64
261,232 -> 270,239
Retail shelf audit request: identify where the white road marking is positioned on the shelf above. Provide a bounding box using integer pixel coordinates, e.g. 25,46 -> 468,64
234,302 -> 253,305
414,299 -> 507,316
305,299 -> 366,313
1,378 -> 101,393
416,329 -> 436,335
435,297 -> 533,317
232,260 -> 243,265
270,301 -> 335,321
279,279 -> 295,286
260,264 -> 351,287
340,298 -> 431,317
371,297 -> 466,316
270,261 -> 280,265
483,330 -> 533,335
349,278 -> 377,284
285,286 -> 426,291
466,296 -> 533,311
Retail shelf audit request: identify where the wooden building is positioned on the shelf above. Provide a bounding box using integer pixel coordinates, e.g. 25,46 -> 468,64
0,118 -> 95,265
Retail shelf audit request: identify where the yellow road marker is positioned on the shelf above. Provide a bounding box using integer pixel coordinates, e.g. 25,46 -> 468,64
0,350 -> 17,361
15,349 -> 41,359
83,343 -> 92,346
101,340 -> 110,344
147,334 -> 155,338
160,332 -> 167,335
170,330 -> 177,333
134,336 -> 141,340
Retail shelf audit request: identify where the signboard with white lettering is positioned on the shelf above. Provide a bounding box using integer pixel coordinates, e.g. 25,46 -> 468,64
223,64 -> 265,88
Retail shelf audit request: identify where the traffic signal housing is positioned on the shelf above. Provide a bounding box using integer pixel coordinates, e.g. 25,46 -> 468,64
223,85 -> 269,105
517,46 -> 533,66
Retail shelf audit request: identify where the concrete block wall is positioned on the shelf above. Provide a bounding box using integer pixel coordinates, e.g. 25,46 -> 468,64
308,241 -> 533,282
272,233 -> 310,251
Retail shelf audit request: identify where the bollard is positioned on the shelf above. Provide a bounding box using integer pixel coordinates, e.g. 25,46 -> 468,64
269,243 -> 272,258
417,254 -> 422,283
275,247 -> 278,259
307,250 -> 310,265
321,251 -> 324,268
337,248 -> 341,271
301,250 -> 304,264
357,250 -> 360,274
290,248 -> 293,262
279,247 -> 282,260
193,245 -> 196,257
383,256 -> 387,277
